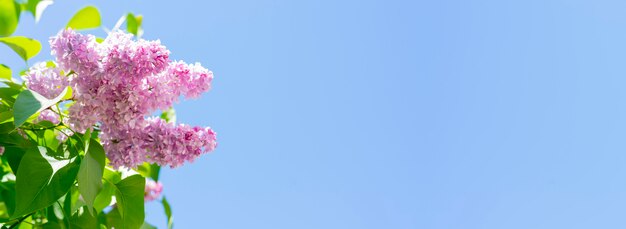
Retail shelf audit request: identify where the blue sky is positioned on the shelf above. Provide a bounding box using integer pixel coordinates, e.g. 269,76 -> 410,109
3,0 -> 626,228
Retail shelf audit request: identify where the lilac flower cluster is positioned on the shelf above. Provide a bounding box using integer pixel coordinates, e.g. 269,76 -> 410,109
23,62 -> 68,99
144,179 -> 163,201
36,109 -> 60,124
23,29 -> 217,168
101,117 -> 216,168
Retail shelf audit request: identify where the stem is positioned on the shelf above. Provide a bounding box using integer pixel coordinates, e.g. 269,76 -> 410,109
7,213 -> 34,229
20,124 -> 62,131
57,200 -> 71,228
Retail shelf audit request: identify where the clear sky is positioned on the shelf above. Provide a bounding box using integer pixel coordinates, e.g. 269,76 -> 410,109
3,0 -> 626,228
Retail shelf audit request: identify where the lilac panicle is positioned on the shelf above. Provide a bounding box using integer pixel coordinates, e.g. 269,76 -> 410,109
48,29 -> 217,168
23,62 -> 68,99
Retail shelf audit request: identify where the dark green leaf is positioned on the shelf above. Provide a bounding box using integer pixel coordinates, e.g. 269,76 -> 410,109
66,6 -> 101,30
2,146 -> 26,173
0,111 -> 12,125
12,146 -> 80,218
0,181 -> 15,218
0,122 -> 13,134
77,139 -> 105,215
0,36 -> 41,61
0,87 -> 20,106
113,175 -> 145,229
105,206 -> 122,228
13,87 -> 68,127
70,206 -> 98,229
0,0 -> 20,37
162,196 -> 173,229
41,221 -> 63,229
45,198 -> 65,227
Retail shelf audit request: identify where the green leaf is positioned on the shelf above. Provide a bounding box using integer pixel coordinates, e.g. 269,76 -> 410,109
111,175 -> 145,229
13,87 -> 69,127
162,196 -> 173,229
0,181 -> 16,218
160,107 -> 176,124
0,64 -> 10,81
45,196 -> 66,226
16,216 -> 33,229
12,146 -> 80,218
103,168 -> 121,184
70,206 -> 98,229
62,85 -> 72,100
0,123 -> 13,134
1,147 -> 23,175
0,36 -> 41,61
24,0 -> 53,23
77,139 -> 105,215
66,6 -> 101,30
0,0 -> 20,37
126,13 -> 139,36
135,162 -> 160,181
65,186 -> 83,216
105,206 -> 122,228
0,87 -> 20,106
93,169 -> 122,213
140,222 -> 157,229
92,178 -> 114,213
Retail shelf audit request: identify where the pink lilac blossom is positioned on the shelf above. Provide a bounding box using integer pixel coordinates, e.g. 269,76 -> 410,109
100,117 -> 217,168
36,109 -> 60,124
48,29 -> 216,168
23,62 -> 68,99
144,179 -> 163,201
0,146 -> 4,156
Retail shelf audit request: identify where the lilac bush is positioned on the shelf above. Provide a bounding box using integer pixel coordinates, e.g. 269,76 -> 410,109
0,4 -> 218,228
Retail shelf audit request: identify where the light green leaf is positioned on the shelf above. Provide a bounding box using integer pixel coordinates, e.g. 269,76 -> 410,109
0,0 -> 20,37
13,87 -> 69,127
160,107 -> 176,124
34,0 -> 53,23
0,36 -> 42,61
140,222 -> 157,229
66,6 -> 101,30
77,139 -> 105,215
0,64 -> 10,81
92,177 -> 114,213
12,146 -> 80,218
112,175 -> 145,229
126,13 -> 139,36
62,86 -> 72,100
24,0 -> 53,23
135,162 -> 160,181
162,196 -> 173,229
